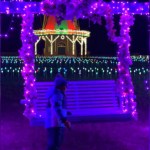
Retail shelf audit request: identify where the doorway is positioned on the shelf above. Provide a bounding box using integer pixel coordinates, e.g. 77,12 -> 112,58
57,42 -> 66,55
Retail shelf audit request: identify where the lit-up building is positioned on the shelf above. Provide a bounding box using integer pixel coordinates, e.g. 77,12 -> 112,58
34,16 -> 90,56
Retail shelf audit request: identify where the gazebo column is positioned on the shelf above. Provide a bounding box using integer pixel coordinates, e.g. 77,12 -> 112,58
50,36 -> 54,55
84,38 -> 87,56
35,36 -> 41,55
72,35 -> 77,55
77,37 -> 84,56
72,42 -> 75,55
41,36 -> 46,55
66,35 -> 78,56
45,35 -> 60,55
81,40 -> 84,56
50,42 -> 53,55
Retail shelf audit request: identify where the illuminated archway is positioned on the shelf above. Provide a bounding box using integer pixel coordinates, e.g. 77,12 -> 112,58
0,1 -> 149,119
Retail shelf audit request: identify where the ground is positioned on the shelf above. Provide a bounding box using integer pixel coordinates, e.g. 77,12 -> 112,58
1,78 -> 149,150
1,57 -> 149,150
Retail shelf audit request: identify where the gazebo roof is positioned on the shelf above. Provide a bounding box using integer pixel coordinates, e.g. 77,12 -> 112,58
43,16 -> 77,30
34,16 -> 90,37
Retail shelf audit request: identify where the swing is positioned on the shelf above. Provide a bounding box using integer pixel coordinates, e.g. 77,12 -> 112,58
19,1 -> 139,125
1,1 -> 147,125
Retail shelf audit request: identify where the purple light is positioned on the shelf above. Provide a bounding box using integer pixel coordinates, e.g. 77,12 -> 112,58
19,7 -> 37,119
31,109 -> 34,113
0,2 -> 149,15
116,12 -> 137,119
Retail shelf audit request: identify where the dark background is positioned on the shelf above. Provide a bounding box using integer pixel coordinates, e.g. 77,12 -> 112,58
1,0 -> 149,56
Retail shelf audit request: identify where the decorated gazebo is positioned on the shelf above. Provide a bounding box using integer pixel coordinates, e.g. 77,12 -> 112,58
34,16 -> 90,56
0,0 -> 149,122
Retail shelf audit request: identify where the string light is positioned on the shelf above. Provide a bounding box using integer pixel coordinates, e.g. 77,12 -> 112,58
2,56 -> 148,118
0,14 -> 22,38
0,2 -> 149,15
1,56 -> 149,80
18,6 -> 37,119
144,80 -> 150,91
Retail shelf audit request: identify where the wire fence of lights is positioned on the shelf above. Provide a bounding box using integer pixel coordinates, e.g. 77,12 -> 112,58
1,56 -> 149,81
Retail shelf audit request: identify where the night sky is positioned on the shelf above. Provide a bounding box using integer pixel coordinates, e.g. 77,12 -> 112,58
1,0 -> 149,56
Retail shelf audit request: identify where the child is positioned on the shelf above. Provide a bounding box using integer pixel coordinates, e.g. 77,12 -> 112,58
45,74 -> 71,150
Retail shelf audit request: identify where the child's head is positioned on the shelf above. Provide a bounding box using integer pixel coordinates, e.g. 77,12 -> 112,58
54,74 -> 67,91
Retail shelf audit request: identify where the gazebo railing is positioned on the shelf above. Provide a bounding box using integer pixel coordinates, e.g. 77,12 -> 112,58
34,29 -> 90,37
